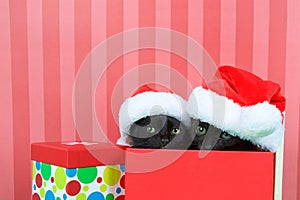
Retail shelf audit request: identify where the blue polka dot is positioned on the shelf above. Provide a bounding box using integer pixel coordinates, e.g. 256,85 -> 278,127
36,162 -> 41,170
120,164 -> 125,172
66,168 -> 77,178
116,187 -> 121,194
87,192 -> 104,200
45,190 -> 55,200
63,194 -> 67,200
33,184 -> 36,191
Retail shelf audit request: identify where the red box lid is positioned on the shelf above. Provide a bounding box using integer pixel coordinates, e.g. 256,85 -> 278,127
31,142 -> 125,168
125,148 -> 275,200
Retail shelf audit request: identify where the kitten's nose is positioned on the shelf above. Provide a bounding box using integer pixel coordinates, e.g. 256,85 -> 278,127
161,138 -> 169,144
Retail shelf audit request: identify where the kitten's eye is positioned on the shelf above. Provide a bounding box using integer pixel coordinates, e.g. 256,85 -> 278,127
196,125 -> 207,135
171,128 -> 181,135
221,132 -> 232,139
146,126 -> 156,134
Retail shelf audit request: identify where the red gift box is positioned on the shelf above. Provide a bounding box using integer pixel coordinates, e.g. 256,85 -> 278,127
125,148 -> 275,200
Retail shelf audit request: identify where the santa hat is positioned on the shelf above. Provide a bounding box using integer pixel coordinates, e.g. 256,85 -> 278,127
186,66 -> 286,152
117,84 -> 191,146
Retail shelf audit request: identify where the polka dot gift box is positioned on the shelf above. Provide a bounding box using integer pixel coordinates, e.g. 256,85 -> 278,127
31,142 -> 125,200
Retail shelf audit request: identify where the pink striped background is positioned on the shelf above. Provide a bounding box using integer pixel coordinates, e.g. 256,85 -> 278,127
0,0 -> 299,199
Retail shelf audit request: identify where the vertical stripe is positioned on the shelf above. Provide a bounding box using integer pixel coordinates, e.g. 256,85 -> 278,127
252,0 -> 269,79
60,0 -> 75,141
203,0 -> 221,80
235,0 -> 253,71
284,0 -> 300,199
74,0 -> 92,141
9,0 -> 31,198
268,0 -> 287,93
139,0 -> 156,85
42,0 -> 62,141
106,0 -> 123,143
0,0 -> 14,198
92,0 -> 107,142
220,0 -> 236,66
171,0 -> 188,98
298,101 -> 300,200
156,0 -> 171,88
124,0 -> 139,94
92,0 -> 106,47
27,0 -> 45,142
188,0 -> 204,89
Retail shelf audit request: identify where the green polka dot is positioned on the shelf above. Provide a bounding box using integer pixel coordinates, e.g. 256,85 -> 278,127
52,185 -> 57,193
43,182 -> 46,187
83,185 -> 89,192
76,193 -> 87,200
40,188 -> 45,198
55,167 -> 67,189
103,166 -> 121,186
56,198 -> 61,200
106,193 -> 114,200
41,163 -> 51,180
77,167 -> 97,184
100,184 -> 107,192
32,162 -> 36,180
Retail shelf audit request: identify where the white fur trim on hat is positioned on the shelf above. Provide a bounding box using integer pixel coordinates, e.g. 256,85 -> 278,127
117,92 -> 191,146
187,86 -> 284,152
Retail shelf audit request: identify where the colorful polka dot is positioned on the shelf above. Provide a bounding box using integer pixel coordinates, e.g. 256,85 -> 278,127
83,185 -> 89,192
51,177 -> 54,183
56,198 -> 61,200
77,167 -> 97,184
87,192 -> 104,200
32,162 -> 37,180
55,167 -> 67,189
120,164 -> 125,172
103,166 -> 121,186
105,193 -> 114,200
66,180 -> 81,196
115,195 -> 125,200
52,185 -> 57,193
35,174 -> 42,188
66,168 -> 77,178
36,162 -> 41,170
120,175 -> 125,189
116,187 -> 121,194
32,193 -> 41,200
63,194 -> 67,200
100,184 -> 107,192
97,177 -> 102,183
40,188 -> 45,198
76,193 -> 87,200
41,163 -> 51,180
45,190 -> 55,200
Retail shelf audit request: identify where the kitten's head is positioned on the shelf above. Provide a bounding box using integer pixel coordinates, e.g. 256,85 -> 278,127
128,115 -> 192,149
189,119 -> 259,151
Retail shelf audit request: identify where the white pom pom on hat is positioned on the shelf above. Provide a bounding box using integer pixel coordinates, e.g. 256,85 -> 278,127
117,84 -> 191,146
187,66 -> 286,152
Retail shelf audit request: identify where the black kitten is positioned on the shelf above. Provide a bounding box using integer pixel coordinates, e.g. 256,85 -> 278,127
189,119 -> 260,151
128,115 -> 192,149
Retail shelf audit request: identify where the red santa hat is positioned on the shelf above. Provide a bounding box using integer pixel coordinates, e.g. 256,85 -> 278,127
187,66 -> 286,152
117,84 -> 191,146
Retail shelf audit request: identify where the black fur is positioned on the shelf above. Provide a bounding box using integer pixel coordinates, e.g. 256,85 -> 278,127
189,119 -> 261,151
128,115 -> 192,149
